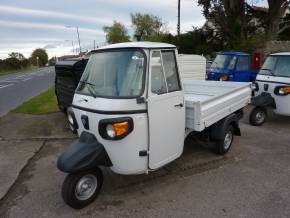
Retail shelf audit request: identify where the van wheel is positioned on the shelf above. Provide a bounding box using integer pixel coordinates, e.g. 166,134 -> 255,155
249,107 -> 267,126
61,168 -> 103,209
214,125 -> 234,155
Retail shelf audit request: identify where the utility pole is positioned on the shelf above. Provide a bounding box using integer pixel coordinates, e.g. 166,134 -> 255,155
72,41 -> 75,54
66,25 -> 82,55
177,0 -> 181,37
76,26 -> 82,54
94,40 -> 96,50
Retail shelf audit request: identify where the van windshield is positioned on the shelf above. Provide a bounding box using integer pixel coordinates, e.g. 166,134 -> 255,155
211,54 -> 234,69
259,56 -> 290,77
76,49 -> 146,98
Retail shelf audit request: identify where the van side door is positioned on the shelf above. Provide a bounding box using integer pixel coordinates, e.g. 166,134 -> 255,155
147,49 -> 185,169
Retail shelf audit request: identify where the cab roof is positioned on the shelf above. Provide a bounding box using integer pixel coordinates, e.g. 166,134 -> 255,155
270,52 -> 290,56
92,42 -> 176,52
221,51 -> 249,56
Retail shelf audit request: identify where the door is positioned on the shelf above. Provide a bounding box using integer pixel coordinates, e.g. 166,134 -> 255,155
148,50 -> 185,169
234,56 -> 251,82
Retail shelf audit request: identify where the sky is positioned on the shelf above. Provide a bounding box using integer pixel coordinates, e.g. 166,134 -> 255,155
0,0 -> 206,59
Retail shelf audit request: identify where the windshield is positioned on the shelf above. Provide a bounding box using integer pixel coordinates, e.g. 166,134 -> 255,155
76,49 -> 146,98
259,56 -> 276,75
211,54 -> 234,69
259,56 -> 290,77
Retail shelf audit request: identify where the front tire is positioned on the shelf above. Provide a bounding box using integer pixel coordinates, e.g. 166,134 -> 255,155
249,107 -> 267,126
61,168 -> 103,209
214,125 -> 234,155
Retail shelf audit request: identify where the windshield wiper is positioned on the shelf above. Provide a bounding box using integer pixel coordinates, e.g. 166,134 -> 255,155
261,68 -> 272,72
80,80 -> 95,86
211,61 -> 218,66
79,81 -> 97,98
261,68 -> 274,75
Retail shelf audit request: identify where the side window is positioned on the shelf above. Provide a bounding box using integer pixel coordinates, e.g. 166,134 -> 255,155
151,51 -> 167,94
236,56 -> 250,71
161,51 -> 181,92
228,56 -> 237,70
273,56 -> 290,77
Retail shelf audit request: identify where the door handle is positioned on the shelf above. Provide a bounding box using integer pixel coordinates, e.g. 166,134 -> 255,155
174,103 -> 184,107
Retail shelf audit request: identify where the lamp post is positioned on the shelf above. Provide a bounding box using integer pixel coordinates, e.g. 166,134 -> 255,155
66,25 -> 82,55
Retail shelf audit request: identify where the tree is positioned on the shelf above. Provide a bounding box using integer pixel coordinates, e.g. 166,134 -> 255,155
197,0 -> 247,49
4,57 -> 21,70
103,21 -> 130,44
131,13 -> 164,41
31,48 -> 48,67
8,52 -> 25,61
198,0 -> 290,44
267,0 -> 289,39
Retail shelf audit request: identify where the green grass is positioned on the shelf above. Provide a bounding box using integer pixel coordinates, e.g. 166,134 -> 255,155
0,66 -> 38,76
13,87 -> 59,114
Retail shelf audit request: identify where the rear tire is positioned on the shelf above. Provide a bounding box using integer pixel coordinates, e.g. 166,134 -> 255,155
214,125 -> 234,155
249,107 -> 267,126
61,168 -> 103,209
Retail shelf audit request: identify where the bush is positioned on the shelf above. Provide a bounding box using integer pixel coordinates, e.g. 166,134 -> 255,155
0,52 -> 33,73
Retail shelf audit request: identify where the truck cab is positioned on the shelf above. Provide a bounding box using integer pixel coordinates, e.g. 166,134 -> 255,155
207,52 -> 259,82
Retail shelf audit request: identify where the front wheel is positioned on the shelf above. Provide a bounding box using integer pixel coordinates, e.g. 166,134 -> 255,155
214,125 -> 234,155
249,107 -> 267,126
61,168 -> 103,209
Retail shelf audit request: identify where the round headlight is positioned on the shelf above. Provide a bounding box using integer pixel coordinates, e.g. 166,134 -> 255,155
106,124 -> 116,138
67,113 -> 74,125
219,75 -> 228,81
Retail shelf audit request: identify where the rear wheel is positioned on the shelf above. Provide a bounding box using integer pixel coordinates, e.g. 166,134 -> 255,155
61,168 -> 103,209
249,107 -> 267,126
214,125 -> 234,155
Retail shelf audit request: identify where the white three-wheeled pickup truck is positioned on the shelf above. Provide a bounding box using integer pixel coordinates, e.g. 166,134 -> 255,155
250,53 -> 290,126
57,42 -> 252,209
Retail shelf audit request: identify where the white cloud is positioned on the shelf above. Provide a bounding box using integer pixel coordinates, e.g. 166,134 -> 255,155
0,5 -> 130,26
0,20 -> 104,35
0,1 -> 205,58
97,0 -> 197,9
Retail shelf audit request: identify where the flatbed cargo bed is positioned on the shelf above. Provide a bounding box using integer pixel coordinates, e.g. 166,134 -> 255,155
183,80 -> 252,131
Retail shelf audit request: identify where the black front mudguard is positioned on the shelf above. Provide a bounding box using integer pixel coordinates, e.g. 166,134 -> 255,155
57,131 -> 112,173
251,92 -> 276,109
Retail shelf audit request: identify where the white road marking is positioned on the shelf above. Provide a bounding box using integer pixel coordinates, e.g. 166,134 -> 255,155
0,84 -> 13,89
15,75 -> 27,79
22,77 -> 32,81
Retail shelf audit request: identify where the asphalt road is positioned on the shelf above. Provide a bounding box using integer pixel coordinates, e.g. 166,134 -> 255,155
0,67 -> 55,116
0,108 -> 290,217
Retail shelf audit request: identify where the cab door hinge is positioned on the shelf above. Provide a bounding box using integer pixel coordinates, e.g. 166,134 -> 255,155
139,150 -> 148,157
